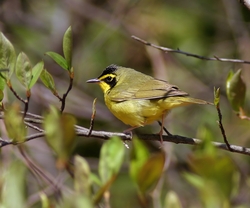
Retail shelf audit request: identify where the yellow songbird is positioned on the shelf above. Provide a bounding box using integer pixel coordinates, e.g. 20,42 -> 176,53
87,64 -> 211,142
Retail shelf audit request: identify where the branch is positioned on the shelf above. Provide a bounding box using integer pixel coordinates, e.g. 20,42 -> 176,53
0,126 -> 250,155
1,113 -> 250,156
239,0 -> 250,10
60,71 -> 74,113
87,98 -> 97,136
131,35 -> 250,65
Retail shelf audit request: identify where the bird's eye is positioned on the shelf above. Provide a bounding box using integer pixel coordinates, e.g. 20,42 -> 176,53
105,76 -> 113,83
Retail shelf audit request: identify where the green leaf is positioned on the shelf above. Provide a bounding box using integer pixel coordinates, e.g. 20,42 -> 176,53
196,125 -> 216,155
74,155 -> 92,196
213,87 -> 220,106
40,192 -> 51,208
183,173 -> 230,208
15,52 -> 32,89
43,106 -> 76,169
0,90 -> 3,102
4,103 -> 27,142
0,32 -> 16,80
28,61 -> 44,89
93,175 -> 116,205
136,152 -> 165,194
40,69 -> 56,93
226,69 -> 246,112
0,74 -> 5,91
188,154 -> 236,198
45,51 -> 68,70
59,193 -> 93,208
164,191 -> 182,208
0,74 -> 5,101
99,136 -> 125,184
63,26 -> 73,68
90,173 -> 102,187
2,161 -> 26,208
130,138 -> 150,181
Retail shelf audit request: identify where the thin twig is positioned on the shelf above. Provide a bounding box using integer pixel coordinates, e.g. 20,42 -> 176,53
22,112 -> 44,119
7,83 -> 26,104
214,88 -> 233,151
131,35 -> 250,65
17,145 -> 62,200
23,93 -> 30,118
88,98 -> 97,137
24,121 -> 44,132
216,105 -> 232,151
60,72 -> 74,113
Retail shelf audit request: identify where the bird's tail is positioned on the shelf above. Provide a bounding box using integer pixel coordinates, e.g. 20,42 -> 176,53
161,96 -> 213,110
182,97 -> 213,105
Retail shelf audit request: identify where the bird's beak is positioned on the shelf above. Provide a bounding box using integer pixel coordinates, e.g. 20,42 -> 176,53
86,78 -> 100,83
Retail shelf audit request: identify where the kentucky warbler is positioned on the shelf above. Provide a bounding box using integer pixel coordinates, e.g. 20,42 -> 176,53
87,64 -> 211,142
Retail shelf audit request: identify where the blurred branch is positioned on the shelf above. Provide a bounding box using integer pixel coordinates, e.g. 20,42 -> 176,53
131,35 -> 250,64
17,145 -> 62,200
239,0 -> 250,10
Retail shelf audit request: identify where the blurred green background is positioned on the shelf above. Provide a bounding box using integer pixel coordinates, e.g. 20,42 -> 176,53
1,0 -> 250,207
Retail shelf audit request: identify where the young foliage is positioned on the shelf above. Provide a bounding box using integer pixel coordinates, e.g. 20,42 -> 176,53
2,161 -> 27,208
43,106 -> 76,169
0,32 -> 16,80
93,137 -> 125,204
28,61 -> 44,89
74,155 -> 92,197
40,69 -> 57,94
45,52 -> 68,70
164,191 -> 182,208
130,138 -> 165,195
130,138 -> 150,182
15,52 -> 44,93
45,26 -> 73,71
226,69 -> 246,112
184,137 -> 238,208
213,87 -> 220,106
63,26 -> 73,68
136,152 -> 165,194
4,103 -> 27,142
15,52 -> 32,89
0,89 -> 3,102
98,136 -> 125,184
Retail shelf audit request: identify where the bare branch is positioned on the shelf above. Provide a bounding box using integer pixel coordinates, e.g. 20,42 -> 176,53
87,98 -> 97,137
239,0 -> 250,10
1,110 -> 250,156
24,121 -> 44,132
131,35 -> 250,65
0,125 -> 250,156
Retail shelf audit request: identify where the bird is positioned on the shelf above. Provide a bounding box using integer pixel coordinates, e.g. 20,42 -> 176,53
87,64 -> 212,143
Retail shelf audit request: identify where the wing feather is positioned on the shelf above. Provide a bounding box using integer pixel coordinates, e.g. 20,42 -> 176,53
109,78 -> 188,102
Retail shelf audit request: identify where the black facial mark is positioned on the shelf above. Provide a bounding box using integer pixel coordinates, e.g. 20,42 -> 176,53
98,64 -> 118,79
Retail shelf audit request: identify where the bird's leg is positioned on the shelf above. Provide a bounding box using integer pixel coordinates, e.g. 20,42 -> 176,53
158,116 -> 164,143
157,115 -> 172,143
123,126 -> 140,138
122,126 -> 140,148
157,121 -> 172,136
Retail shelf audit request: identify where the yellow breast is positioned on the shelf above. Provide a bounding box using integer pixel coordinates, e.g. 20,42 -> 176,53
104,96 -> 169,127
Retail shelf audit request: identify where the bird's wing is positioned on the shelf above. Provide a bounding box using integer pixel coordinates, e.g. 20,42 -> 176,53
110,78 -> 188,102
134,79 -> 189,99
